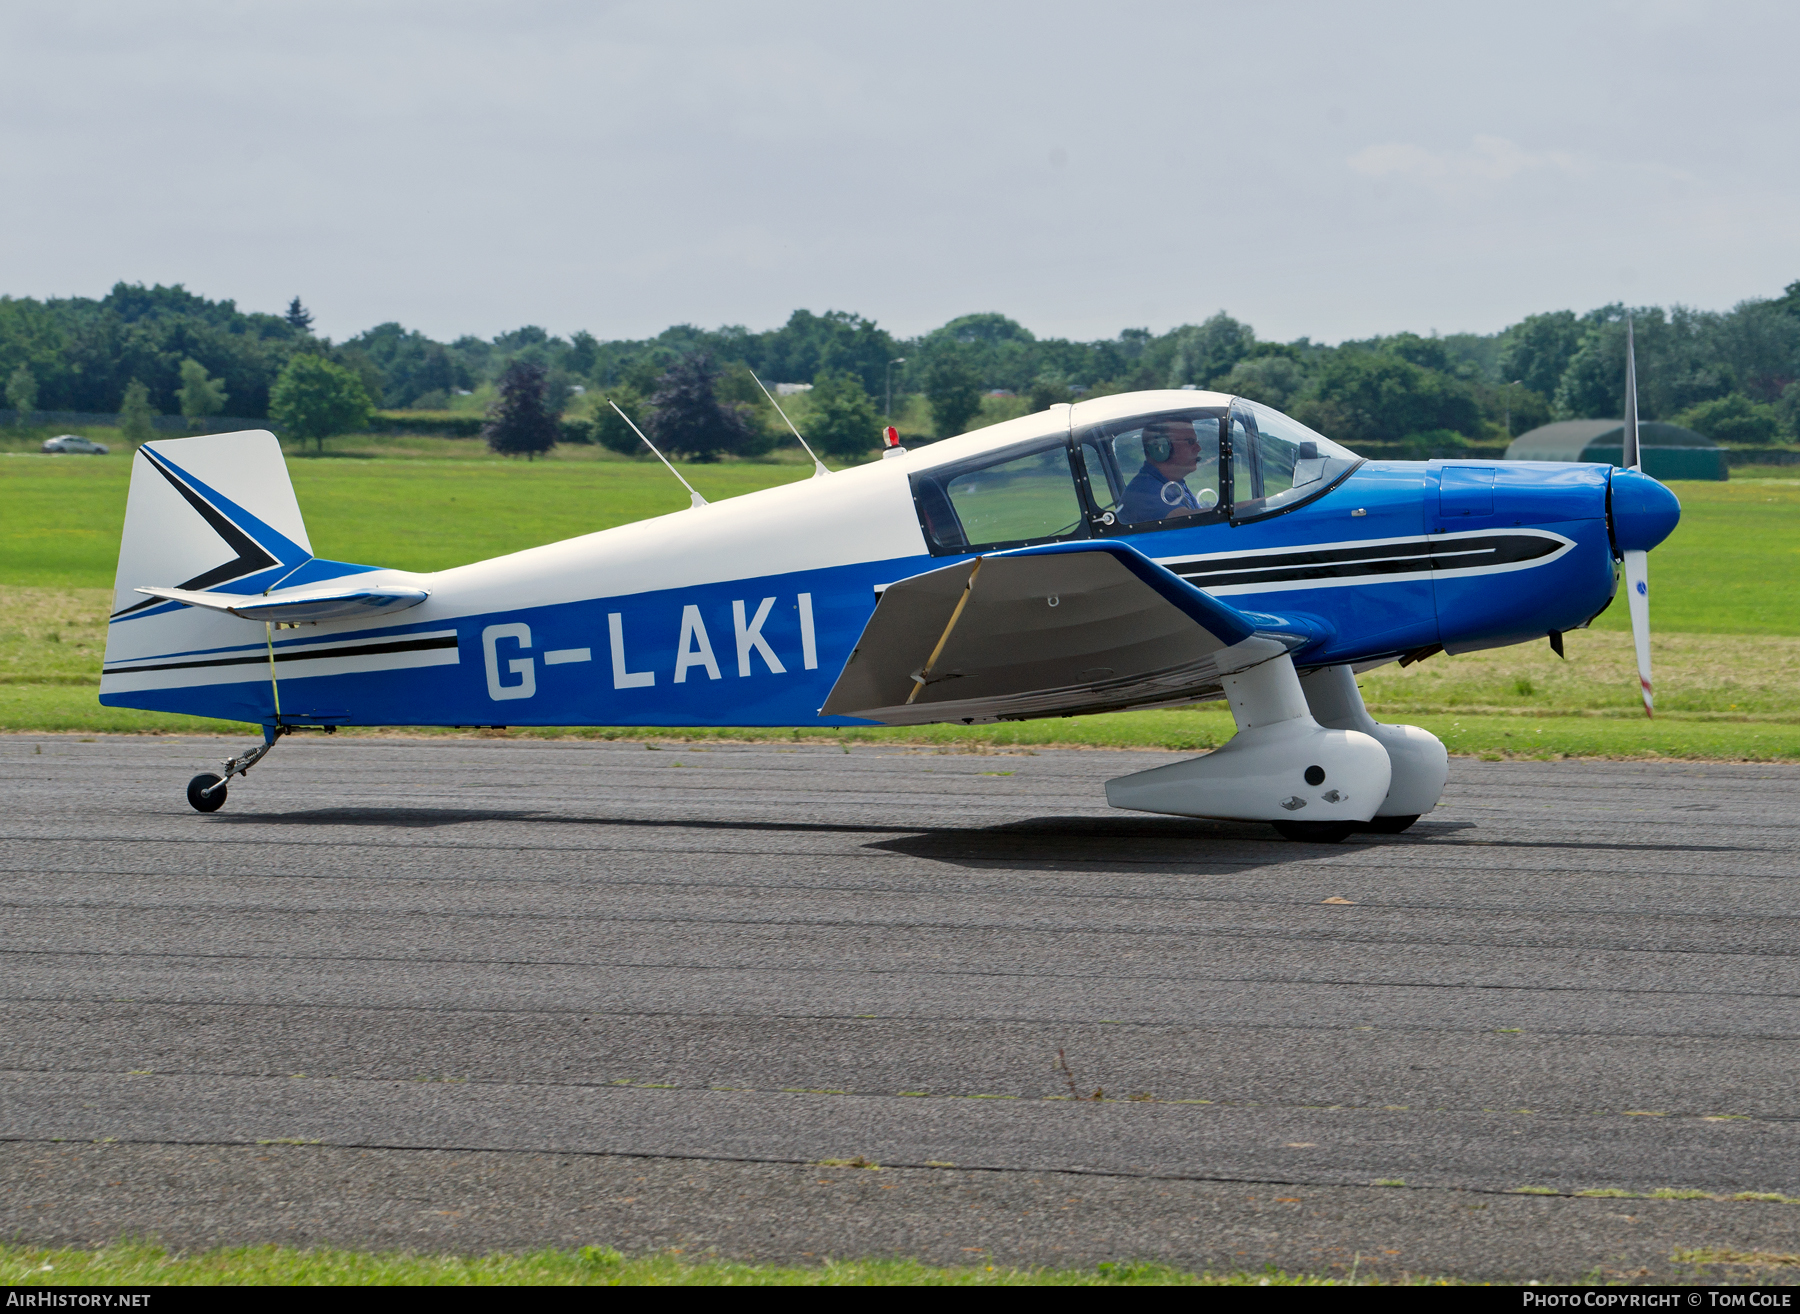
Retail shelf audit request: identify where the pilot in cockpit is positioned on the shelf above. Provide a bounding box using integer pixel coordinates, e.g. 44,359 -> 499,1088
1118,419 -> 1220,524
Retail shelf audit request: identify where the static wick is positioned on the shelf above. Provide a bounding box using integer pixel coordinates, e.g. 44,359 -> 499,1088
608,399 -> 706,508
750,371 -> 831,478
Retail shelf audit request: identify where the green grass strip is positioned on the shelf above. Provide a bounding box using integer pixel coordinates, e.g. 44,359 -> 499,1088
4,454 -> 1795,636
0,1241 -> 1420,1286
6,682 -> 1798,760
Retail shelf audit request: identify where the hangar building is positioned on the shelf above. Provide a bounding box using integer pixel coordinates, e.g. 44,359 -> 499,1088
1505,420 -> 1726,480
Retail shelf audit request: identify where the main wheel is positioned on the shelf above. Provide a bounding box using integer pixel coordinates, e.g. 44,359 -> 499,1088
187,773 -> 227,813
1272,820 -> 1355,843
1363,814 -> 1420,834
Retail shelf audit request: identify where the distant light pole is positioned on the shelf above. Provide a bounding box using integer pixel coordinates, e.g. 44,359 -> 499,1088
1502,379 -> 1522,437
886,357 -> 906,425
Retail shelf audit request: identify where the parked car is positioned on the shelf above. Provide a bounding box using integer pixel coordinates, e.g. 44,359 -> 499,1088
41,434 -> 109,454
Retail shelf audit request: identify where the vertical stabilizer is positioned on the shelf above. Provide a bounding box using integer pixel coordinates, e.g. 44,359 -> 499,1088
110,430 -> 313,619
101,430 -> 412,726
103,430 -> 321,724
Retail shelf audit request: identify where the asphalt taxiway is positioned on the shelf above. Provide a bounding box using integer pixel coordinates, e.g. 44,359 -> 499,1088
3,735 -> 1796,1281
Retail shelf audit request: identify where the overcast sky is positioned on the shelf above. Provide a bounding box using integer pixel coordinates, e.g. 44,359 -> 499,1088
2,1 -> 1795,346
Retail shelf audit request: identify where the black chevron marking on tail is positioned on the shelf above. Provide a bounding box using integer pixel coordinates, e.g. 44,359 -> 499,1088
110,451 -> 284,618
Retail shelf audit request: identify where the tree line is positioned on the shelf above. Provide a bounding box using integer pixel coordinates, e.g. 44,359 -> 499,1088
3,279 -> 1797,459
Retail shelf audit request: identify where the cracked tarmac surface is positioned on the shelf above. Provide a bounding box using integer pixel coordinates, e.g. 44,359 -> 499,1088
2,735 -> 1797,1281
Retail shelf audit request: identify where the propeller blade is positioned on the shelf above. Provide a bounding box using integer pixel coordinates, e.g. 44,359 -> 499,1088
1622,315 -> 1640,472
1623,548 -> 1652,717
1621,315 -> 1650,717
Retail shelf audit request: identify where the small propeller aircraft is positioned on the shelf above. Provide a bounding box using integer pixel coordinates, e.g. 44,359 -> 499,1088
101,336 -> 1679,841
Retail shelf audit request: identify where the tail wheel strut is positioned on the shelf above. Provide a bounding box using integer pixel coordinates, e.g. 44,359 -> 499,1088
184,725 -> 291,813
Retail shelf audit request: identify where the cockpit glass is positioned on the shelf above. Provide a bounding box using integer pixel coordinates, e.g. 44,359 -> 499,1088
911,435 -> 1087,553
1229,401 -> 1360,518
1074,408 -> 1225,532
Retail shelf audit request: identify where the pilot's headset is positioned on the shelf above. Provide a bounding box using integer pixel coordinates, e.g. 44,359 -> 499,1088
1143,422 -> 1182,463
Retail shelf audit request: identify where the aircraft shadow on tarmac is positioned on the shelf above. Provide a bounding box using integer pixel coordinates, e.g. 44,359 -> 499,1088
202,807 -> 964,832
201,807 -> 1738,860
202,805 -> 1477,872
866,815 -> 1477,873
201,806 -> 547,829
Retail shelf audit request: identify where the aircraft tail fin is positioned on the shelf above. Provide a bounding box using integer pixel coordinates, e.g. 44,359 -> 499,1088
101,431 -> 397,725
110,430 -> 315,621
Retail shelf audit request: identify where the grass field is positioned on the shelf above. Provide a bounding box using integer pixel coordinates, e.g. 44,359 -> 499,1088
0,1240 -> 1426,1286
1582,477 -> 1799,635
5,446 -> 1791,624
5,588 -> 1796,758
3,443 -> 1794,758
0,439 -> 826,586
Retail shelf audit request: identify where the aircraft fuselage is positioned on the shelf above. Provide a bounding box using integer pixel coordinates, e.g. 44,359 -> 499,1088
100,394 -> 1622,732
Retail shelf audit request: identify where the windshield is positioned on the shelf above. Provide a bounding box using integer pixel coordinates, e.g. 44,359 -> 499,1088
1228,400 -> 1360,518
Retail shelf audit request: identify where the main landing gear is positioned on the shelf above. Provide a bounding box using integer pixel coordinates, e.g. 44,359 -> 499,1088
1272,820 -> 1356,844
1361,814 -> 1421,835
1273,814 -> 1422,844
1103,648 -> 1448,842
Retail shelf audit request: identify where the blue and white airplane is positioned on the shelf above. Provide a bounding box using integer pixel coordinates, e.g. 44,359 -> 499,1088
101,367 -> 1679,841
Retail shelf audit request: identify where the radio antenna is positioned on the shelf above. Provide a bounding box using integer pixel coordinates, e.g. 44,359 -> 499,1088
751,370 -> 831,478
608,399 -> 706,508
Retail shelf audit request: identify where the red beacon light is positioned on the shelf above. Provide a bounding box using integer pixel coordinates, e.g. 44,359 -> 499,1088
881,425 -> 906,459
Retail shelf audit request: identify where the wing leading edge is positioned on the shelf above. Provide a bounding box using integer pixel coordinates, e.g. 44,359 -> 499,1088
820,540 -> 1321,725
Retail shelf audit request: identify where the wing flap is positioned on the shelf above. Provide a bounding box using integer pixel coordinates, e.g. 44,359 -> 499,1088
822,541 -> 1295,725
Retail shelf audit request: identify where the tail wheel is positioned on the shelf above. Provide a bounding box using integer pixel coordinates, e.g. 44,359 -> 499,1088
187,773 -> 227,813
1363,814 -> 1420,834
1272,820 -> 1355,844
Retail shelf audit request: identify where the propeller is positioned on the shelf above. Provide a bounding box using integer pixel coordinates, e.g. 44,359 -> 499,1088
1619,317 -> 1655,718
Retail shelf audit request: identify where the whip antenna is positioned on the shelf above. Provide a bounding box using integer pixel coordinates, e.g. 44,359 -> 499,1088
751,370 -> 831,478
608,399 -> 706,508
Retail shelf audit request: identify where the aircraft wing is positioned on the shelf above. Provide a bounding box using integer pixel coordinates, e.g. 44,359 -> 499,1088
820,540 -> 1312,725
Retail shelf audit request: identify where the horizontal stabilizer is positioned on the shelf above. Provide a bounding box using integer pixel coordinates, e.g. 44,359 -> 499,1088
137,583 -> 430,624
822,540 -> 1309,726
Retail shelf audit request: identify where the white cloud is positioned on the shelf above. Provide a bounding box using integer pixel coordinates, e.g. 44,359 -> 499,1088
1608,0 -> 1713,31
0,2 -> 1794,343
1346,136 -> 1583,200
